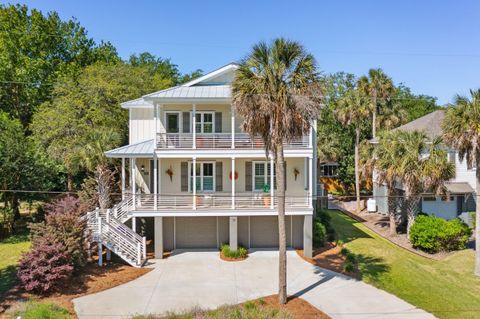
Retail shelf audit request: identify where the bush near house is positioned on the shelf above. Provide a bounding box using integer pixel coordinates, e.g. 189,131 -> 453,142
409,215 -> 471,253
313,209 -> 336,247
220,244 -> 248,259
17,234 -> 73,293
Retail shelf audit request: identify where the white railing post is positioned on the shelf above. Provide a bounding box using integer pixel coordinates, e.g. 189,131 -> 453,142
270,157 -> 274,209
97,216 -> 103,267
106,208 -> 110,224
137,242 -> 141,266
231,105 -> 235,149
192,104 -> 196,149
193,157 -> 197,210
114,205 -> 118,219
142,236 -> 147,260
121,157 -> 126,200
154,155 -> 158,210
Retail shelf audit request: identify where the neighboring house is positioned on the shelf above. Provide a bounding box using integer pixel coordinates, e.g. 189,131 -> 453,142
372,110 -> 476,222
92,63 -> 317,266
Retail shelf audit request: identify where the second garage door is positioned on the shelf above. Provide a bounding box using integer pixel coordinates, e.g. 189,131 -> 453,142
250,216 -> 279,248
175,217 -> 217,249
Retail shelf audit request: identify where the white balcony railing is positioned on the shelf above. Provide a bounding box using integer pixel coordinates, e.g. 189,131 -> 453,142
129,193 -> 311,211
157,133 -> 310,149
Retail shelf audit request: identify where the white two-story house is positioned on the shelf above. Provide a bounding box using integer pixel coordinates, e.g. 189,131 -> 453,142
373,110 -> 476,222
100,63 -> 317,265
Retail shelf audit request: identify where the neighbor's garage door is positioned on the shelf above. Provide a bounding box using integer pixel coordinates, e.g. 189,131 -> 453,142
250,216 -> 279,248
175,217 -> 217,249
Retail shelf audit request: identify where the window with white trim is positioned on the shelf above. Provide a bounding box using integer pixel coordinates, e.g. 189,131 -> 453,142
253,161 -> 276,191
188,162 -> 215,192
195,112 -> 214,133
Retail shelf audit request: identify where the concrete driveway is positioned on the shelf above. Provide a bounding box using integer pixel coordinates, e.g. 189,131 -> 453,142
73,250 -> 435,319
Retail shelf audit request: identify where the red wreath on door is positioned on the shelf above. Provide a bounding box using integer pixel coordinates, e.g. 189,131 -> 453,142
229,171 -> 239,180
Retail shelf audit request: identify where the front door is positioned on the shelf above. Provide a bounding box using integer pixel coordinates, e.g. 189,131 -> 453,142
166,113 -> 180,133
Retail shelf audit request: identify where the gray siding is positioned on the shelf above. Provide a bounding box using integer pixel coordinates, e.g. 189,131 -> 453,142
175,217 -> 217,248
238,216 -> 249,248
292,215 -> 304,249
218,216 -> 229,246
163,217 -> 175,251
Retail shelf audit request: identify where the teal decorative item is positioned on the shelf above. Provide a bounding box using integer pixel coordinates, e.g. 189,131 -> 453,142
263,183 -> 270,193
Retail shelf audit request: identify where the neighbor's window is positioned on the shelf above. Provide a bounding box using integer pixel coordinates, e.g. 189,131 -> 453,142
320,163 -> 338,177
423,196 -> 437,202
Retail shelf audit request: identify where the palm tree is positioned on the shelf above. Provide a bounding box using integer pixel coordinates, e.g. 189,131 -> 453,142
358,69 -> 394,138
75,128 -> 121,209
442,89 -> 480,276
232,38 -> 320,304
392,131 -> 454,236
336,88 -> 371,212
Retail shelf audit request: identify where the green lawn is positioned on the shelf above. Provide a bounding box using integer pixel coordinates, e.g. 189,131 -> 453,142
0,234 -> 30,297
326,209 -> 480,319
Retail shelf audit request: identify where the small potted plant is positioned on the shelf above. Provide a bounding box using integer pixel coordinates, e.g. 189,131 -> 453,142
263,183 -> 271,207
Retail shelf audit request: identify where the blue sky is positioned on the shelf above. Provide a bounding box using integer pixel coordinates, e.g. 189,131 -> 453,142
6,0 -> 480,105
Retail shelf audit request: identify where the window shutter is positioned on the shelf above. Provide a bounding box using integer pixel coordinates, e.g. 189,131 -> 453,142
182,112 -> 190,133
215,112 -> 222,133
181,162 -> 188,192
284,162 -> 287,191
216,161 -> 223,192
245,161 -> 252,191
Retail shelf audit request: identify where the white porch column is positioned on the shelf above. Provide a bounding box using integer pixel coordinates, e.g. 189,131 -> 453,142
121,157 -> 126,200
229,216 -> 238,251
132,158 -> 136,209
303,215 -> 313,258
192,104 -> 196,149
309,122 -> 313,148
153,102 -> 158,148
154,216 -> 163,259
193,157 -> 197,210
231,157 -> 235,209
270,156 -> 274,209
308,156 -> 313,209
154,155 -> 158,210
231,105 -> 235,149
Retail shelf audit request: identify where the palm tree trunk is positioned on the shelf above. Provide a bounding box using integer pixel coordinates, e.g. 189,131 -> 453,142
355,126 -> 361,212
372,92 -> 377,138
405,194 -> 419,238
67,173 -> 74,192
475,162 -> 480,276
276,145 -> 287,304
387,187 -> 397,236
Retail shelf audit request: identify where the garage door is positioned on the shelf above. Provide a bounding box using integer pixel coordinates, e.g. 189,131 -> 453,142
250,216 -> 279,248
175,217 -> 217,249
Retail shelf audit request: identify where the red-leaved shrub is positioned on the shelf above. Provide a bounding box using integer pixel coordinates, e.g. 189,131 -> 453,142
30,196 -> 88,270
17,234 -> 73,293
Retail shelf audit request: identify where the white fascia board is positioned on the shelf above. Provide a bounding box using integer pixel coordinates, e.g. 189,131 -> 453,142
181,63 -> 239,87
143,97 -> 231,104
130,209 -> 313,218
105,153 -> 153,158
155,149 -> 313,159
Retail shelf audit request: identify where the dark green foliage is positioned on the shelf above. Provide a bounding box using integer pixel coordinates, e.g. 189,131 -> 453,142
220,244 -> 248,259
316,209 -> 336,242
10,301 -> 73,319
340,247 -> 349,256
313,218 -> 327,248
410,215 -> 471,253
29,196 -> 88,270
344,261 -> 355,273
346,252 -> 357,263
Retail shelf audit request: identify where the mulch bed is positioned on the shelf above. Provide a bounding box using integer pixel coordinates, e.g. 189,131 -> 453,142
219,251 -> 248,262
297,244 -> 357,278
247,294 -> 331,319
334,200 -> 459,260
0,258 -> 151,318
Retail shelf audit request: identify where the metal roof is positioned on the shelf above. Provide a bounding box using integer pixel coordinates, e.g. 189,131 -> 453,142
143,85 -> 231,100
105,139 -> 154,158
445,182 -> 475,194
121,97 -> 152,109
